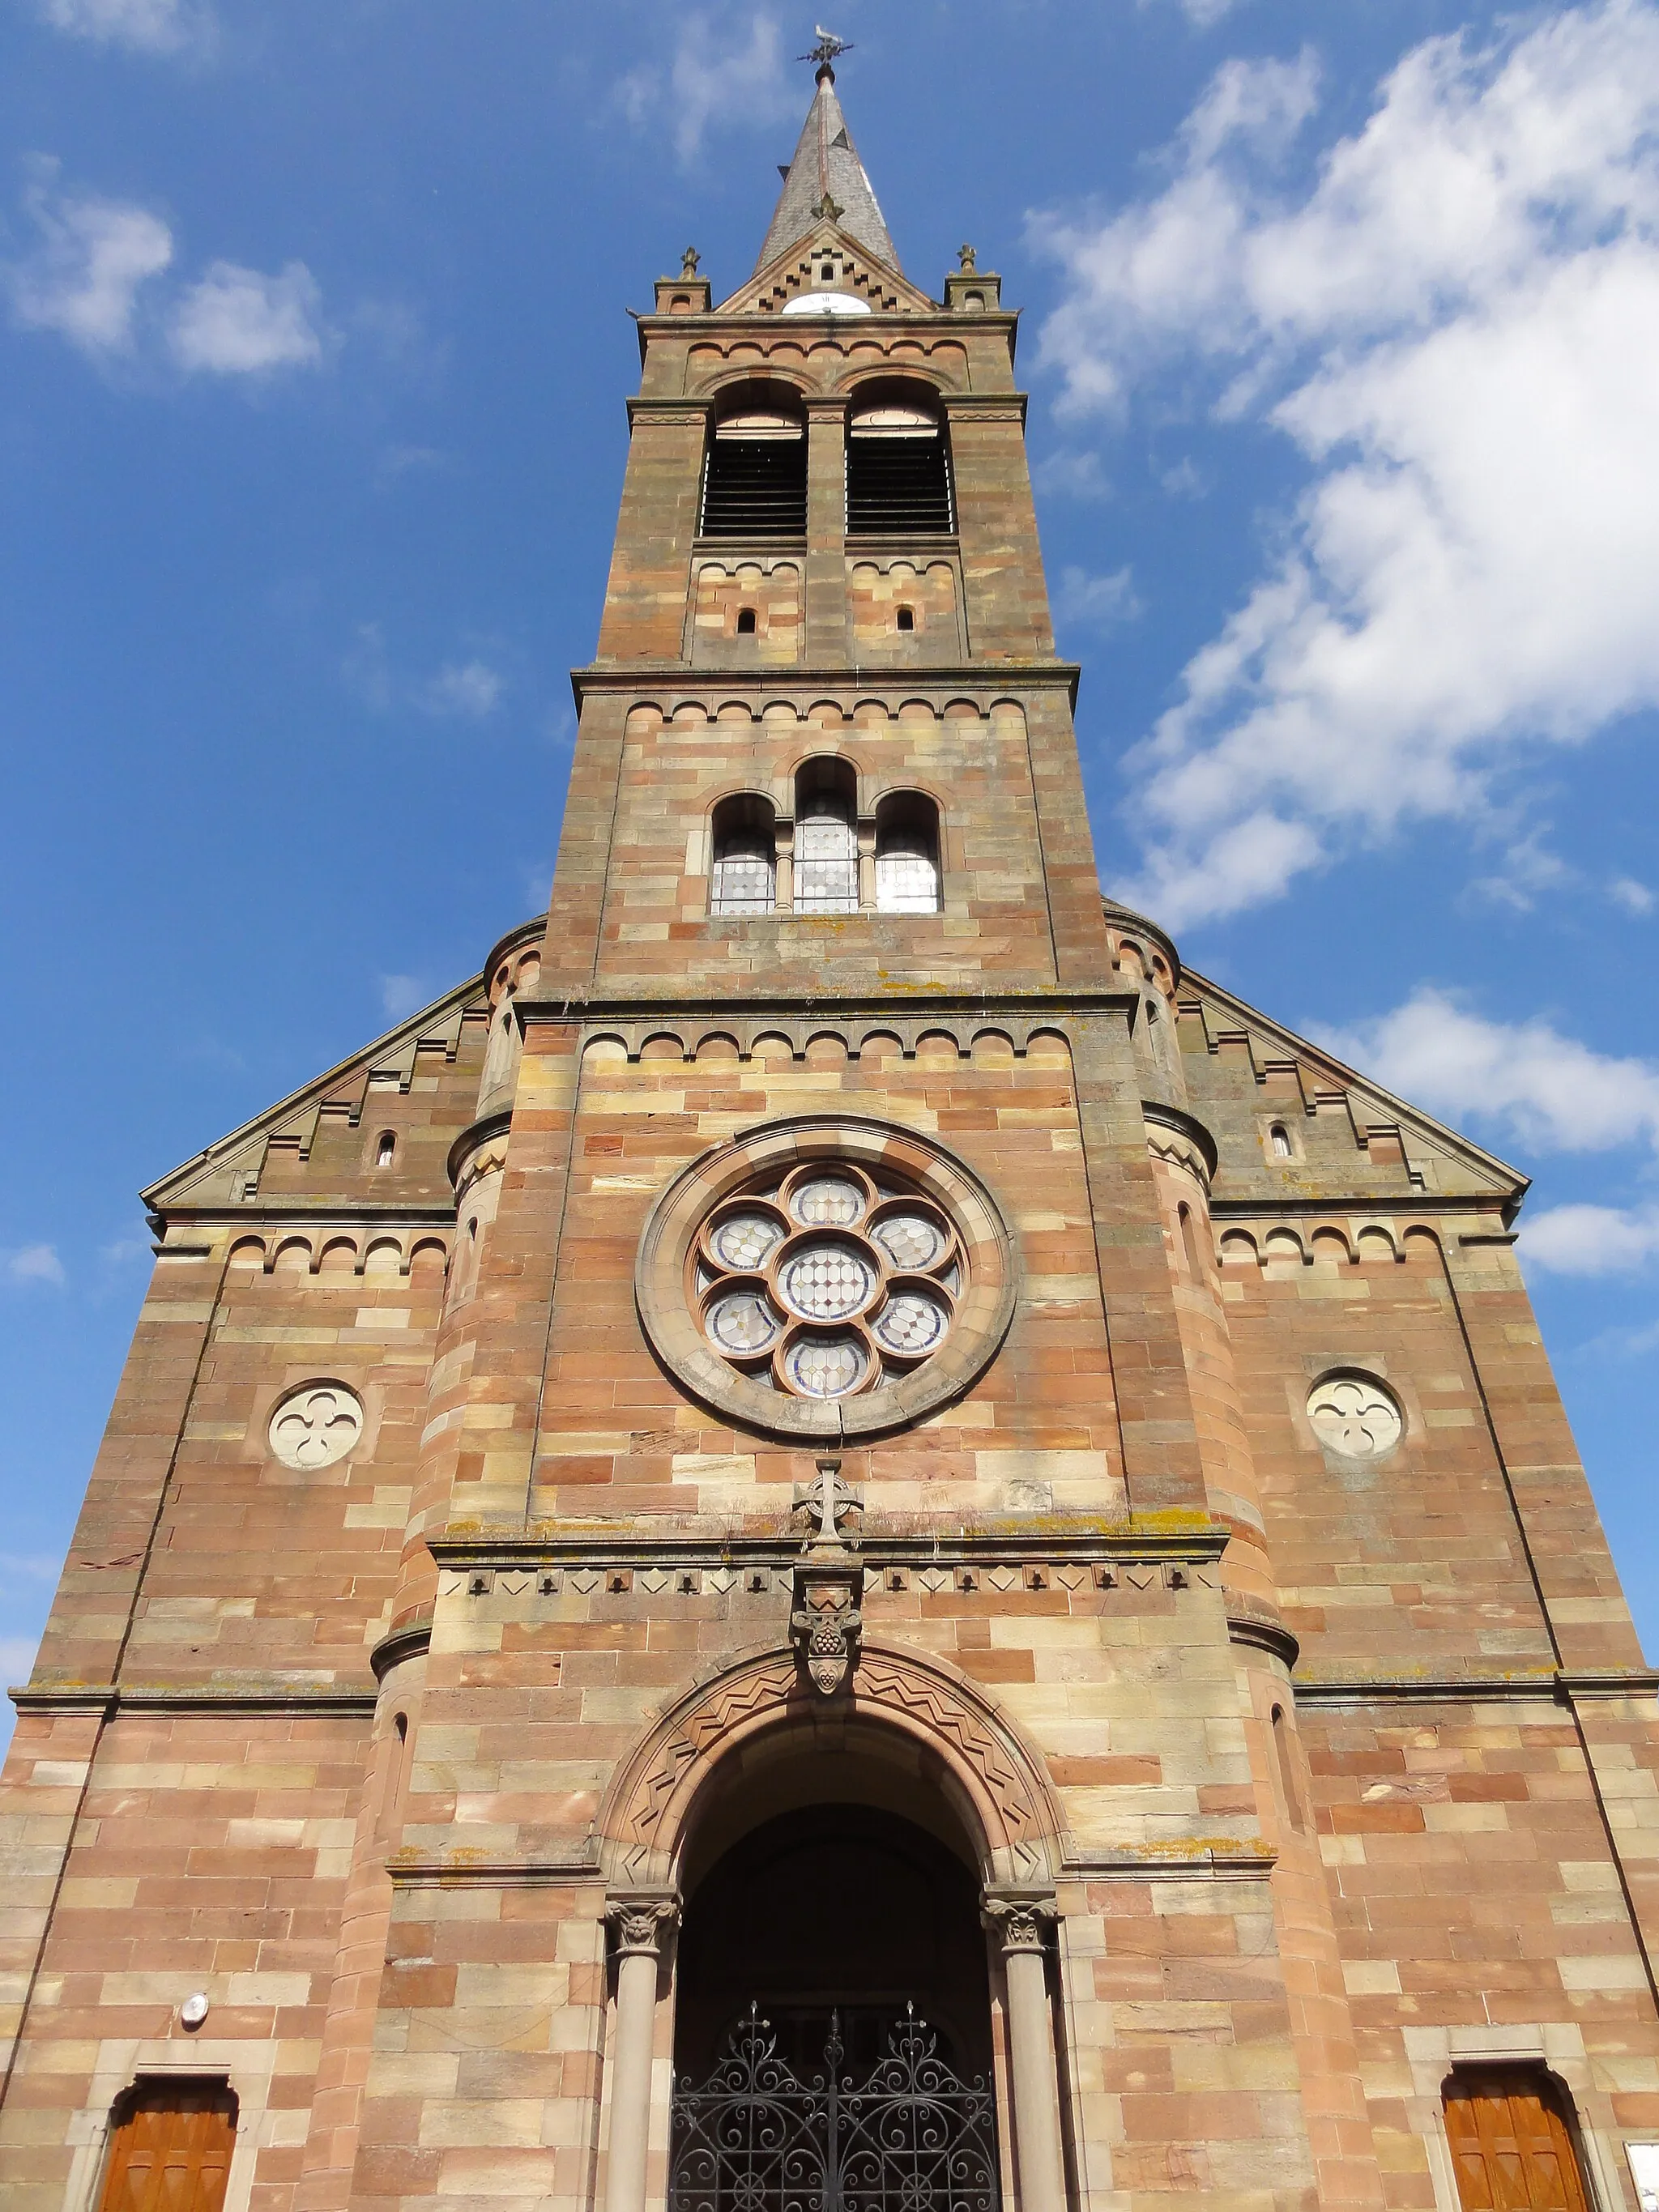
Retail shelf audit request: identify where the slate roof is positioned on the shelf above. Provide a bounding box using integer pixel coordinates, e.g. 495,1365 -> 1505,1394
754,66 -> 898,275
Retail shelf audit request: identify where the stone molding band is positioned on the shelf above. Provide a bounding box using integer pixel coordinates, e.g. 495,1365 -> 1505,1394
7,1684 -> 379,1716
1290,1669 -> 1659,1704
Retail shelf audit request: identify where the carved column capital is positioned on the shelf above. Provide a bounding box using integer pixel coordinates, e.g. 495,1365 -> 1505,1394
982,1890 -> 1057,1955
605,1891 -> 680,1959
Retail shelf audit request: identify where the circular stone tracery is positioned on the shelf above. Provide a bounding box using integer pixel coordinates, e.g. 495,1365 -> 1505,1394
268,1383 -> 364,1470
1307,1371 -> 1403,1458
694,1164 -> 962,1401
635,1117 -> 1019,1442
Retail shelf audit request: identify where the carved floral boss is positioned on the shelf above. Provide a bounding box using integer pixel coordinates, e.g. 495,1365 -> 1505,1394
634,1118 -> 1018,1442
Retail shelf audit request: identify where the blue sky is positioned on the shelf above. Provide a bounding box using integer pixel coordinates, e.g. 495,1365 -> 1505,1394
4,0 -> 1659,1737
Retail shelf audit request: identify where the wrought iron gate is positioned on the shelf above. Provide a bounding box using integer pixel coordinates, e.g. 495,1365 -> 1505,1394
669,2004 -> 999,2212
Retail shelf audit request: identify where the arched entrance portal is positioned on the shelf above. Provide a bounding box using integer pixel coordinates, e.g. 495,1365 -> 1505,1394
675,1805 -> 992,2084
670,1798 -> 1000,2212
596,1650 -> 1069,2212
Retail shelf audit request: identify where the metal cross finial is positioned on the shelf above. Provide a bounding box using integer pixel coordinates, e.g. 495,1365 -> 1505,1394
799,26 -> 853,68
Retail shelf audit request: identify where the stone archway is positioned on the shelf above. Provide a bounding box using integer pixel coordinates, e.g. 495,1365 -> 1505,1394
596,1637 -> 1063,1894
593,1642 -> 1070,2212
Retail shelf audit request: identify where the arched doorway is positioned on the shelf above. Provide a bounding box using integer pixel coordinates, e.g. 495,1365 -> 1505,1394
675,1803 -> 992,2083
667,1762 -> 1001,2212
597,1652 -> 1069,2212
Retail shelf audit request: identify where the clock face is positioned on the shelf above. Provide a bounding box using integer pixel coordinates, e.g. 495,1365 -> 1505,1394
779,292 -> 872,317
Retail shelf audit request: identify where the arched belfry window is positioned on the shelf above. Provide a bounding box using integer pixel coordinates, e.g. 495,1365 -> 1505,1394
794,758 -> 859,914
701,386 -> 808,538
846,388 -> 953,536
875,792 -> 940,913
710,794 -> 777,916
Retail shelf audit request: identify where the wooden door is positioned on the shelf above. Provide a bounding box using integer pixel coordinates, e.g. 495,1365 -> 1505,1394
1445,2072 -> 1589,2212
97,2080 -> 237,2212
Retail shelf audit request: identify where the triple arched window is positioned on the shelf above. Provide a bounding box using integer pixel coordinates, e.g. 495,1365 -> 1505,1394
709,766 -> 941,918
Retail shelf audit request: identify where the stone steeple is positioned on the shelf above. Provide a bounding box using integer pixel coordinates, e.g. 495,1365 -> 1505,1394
754,61 -> 898,275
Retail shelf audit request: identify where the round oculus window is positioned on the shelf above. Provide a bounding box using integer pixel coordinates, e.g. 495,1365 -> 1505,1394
1307,1372 -> 1403,1459
635,1118 -> 1019,1441
269,1383 -> 364,1469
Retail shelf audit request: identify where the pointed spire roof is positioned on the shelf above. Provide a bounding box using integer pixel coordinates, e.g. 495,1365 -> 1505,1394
755,64 -> 898,276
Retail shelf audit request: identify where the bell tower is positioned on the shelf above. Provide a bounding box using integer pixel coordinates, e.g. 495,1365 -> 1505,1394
543,45 -> 1111,1005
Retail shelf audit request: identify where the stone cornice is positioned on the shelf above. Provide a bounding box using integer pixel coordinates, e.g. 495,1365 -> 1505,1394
370,1620 -> 433,1682
447,1109 -> 514,1194
511,987 -> 1138,1026
630,311 -> 1019,338
1291,1668 -> 1659,1704
431,1523 -> 1230,1571
10,1681 -> 378,1717
149,1204 -> 458,1229
1144,1100 -> 1219,1182
1226,1605 -> 1300,1670
570,661 -> 1083,706
1209,1194 -> 1516,1219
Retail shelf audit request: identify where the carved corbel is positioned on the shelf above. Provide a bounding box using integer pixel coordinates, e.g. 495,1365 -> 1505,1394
791,1568 -> 864,1696
791,1456 -> 864,1695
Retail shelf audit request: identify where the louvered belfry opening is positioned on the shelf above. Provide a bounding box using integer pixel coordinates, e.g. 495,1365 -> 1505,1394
701,385 -> 808,539
847,387 -> 953,536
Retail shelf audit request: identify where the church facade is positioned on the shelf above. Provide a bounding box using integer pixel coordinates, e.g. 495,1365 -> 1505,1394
6,60 -> 1659,2212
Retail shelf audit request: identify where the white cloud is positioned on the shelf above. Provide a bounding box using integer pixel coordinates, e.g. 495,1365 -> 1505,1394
1316,987 -> 1659,1155
419,659 -> 503,718
1033,2 -> 1659,925
378,974 -> 428,1022
36,0 -> 207,52
346,630 -> 505,720
1517,1203 -> 1659,1276
618,11 -> 793,165
1610,876 -> 1656,916
1465,832 -> 1576,914
9,168 -> 173,352
170,260 -> 325,374
1031,450 -> 1113,501
0,1634 -> 41,1686
3,1244 -> 66,1286
1319,987 -> 1659,1276
1141,0 -> 1241,24
1055,564 -> 1144,633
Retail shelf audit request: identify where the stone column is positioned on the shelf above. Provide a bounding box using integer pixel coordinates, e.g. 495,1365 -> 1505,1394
804,396 -> 850,663
603,1894 -> 680,2212
984,1894 -> 1066,2212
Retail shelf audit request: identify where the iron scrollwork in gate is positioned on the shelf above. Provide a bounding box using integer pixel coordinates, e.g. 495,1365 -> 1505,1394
670,2003 -> 999,2212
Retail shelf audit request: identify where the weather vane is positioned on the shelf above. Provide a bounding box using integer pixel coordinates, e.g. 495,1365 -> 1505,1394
799,25 -> 853,69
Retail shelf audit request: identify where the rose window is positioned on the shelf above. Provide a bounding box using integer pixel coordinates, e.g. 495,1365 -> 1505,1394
693,1162 -> 963,1400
